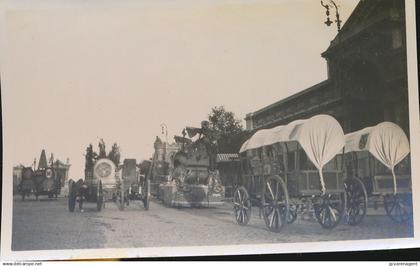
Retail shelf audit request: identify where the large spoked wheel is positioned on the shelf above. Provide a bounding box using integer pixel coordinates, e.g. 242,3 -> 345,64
97,180 -> 103,212
68,180 -> 76,212
261,175 -> 289,233
233,186 -> 252,226
384,193 -> 412,223
344,177 -> 368,226
314,192 -> 347,229
143,180 -> 150,211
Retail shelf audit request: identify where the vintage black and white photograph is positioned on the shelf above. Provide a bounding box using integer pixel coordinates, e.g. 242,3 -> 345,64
1,0 -> 419,260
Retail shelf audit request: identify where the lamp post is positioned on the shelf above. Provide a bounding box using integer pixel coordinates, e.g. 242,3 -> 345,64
321,0 -> 342,32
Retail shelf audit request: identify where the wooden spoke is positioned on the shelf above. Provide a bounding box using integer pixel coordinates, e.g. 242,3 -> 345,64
383,193 -> 412,224
266,182 -> 275,200
233,186 -> 251,226
344,177 -> 367,226
315,192 -> 346,229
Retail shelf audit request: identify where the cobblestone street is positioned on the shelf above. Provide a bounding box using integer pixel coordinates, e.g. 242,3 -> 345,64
11,196 -> 414,251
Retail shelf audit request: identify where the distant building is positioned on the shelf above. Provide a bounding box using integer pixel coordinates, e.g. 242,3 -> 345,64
153,136 -> 182,171
150,136 -> 182,194
53,159 -> 71,190
245,0 -> 409,135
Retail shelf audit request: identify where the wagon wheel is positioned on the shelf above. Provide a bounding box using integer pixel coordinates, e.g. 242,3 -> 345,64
233,186 -> 251,226
68,180 -> 77,212
384,193 -> 412,223
314,192 -> 347,229
142,179 -> 150,210
97,180 -> 103,212
261,175 -> 289,233
287,203 -> 298,224
344,177 -> 368,226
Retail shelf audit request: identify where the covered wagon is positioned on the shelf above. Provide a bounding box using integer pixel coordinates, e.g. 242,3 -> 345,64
342,121 -> 412,224
235,114 -> 347,232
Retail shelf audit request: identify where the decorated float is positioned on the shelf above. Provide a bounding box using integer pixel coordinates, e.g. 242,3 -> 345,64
151,121 -> 225,207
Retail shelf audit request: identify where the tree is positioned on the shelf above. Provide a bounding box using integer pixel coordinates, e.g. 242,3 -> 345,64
208,106 -> 249,153
208,106 -> 243,136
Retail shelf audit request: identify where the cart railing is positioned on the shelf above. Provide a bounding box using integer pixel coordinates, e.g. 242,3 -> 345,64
373,174 -> 411,194
286,170 -> 344,196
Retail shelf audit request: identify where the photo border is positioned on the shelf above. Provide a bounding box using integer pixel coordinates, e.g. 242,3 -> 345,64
1,0 -> 419,261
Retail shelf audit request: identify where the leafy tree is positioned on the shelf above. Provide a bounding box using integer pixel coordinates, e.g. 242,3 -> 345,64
208,106 -> 249,153
208,106 -> 243,135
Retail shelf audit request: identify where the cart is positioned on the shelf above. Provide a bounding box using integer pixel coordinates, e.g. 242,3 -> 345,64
342,121 -> 412,224
234,114 -> 347,232
68,157 -> 114,212
68,141 -> 118,212
116,158 -> 150,210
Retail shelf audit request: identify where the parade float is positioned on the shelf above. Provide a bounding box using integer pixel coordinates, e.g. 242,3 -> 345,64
68,139 -> 149,212
150,121 -> 225,207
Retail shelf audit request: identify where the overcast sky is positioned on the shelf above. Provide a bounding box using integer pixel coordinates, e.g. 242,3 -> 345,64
1,0 -> 359,178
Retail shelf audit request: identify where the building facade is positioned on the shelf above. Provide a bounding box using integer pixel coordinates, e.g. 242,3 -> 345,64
245,0 -> 409,135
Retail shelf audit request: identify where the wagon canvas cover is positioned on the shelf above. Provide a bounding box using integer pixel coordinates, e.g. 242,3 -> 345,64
343,121 -> 410,193
240,114 -> 345,192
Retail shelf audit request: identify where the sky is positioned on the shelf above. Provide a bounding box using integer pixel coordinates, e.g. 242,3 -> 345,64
1,0 -> 359,179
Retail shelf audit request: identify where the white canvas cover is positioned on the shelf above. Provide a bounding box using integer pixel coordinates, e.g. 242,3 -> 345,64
240,114 -> 345,193
343,121 -> 410,194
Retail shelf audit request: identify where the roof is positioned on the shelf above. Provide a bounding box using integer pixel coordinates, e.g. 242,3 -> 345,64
245,80 -> 331,120
322,0 -> 399,57
216,153 -> 239,163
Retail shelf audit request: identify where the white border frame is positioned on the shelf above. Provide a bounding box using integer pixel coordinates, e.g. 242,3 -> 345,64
1,0 -> 419,260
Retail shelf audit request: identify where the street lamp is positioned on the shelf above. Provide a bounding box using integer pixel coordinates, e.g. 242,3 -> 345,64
321,0 -> 342,32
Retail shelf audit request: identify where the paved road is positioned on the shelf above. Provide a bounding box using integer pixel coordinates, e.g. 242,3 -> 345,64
12,196 -> 414,251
